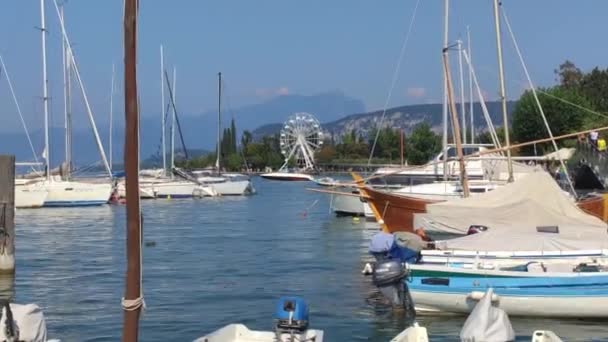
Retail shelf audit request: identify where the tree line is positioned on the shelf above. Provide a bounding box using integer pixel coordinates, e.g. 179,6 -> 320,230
511,61 -> 608,155
177,60 -> 608,171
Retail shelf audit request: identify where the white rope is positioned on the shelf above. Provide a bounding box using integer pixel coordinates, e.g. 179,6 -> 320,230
501,4 -> 576,197
367,0 -> 422,165
461,50 -> 502,151
0,55 -> 40,165
121,296 -> 145,311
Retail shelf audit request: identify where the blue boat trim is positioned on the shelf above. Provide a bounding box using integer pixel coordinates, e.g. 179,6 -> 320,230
408,273 -> 608,297
44,200 -> 108,207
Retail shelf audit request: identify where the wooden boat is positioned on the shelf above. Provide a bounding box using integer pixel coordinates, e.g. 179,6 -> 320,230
577,193 -> 608,222
355,181 -> 437,233
355,172 -> 608,234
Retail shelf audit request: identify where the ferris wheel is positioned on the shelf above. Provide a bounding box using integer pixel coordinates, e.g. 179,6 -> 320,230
279,113 -> 324,170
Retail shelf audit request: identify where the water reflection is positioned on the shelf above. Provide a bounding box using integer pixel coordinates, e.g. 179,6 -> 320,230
5,179 -> 608,341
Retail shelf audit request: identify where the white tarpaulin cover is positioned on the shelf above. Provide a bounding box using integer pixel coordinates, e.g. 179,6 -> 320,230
460,288 -> 515,342
0,303 -> 47,342
414,171 -> 608,251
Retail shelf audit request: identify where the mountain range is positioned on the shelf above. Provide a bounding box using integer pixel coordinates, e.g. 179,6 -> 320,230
4,91 -> 514,168
6,91 -> 365,167
253,101 -> 515,140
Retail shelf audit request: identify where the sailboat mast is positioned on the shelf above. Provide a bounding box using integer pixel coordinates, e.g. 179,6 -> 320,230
109,63 -> 115,169
493,0 -> 513,181
441,0 -> 449,181
122,0 -> 143,340
170,67 -> 176,175
467,26 -> 474,143
216,72 -> 222,172
160,45 -> 166,175
457,40 -> 466,144
66,34 -> 72,174
443,48 -> 470,197
61,5 -> 68,173
40,0 -> 50,181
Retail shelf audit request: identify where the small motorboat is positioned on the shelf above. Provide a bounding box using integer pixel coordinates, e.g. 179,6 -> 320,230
311,176 -> 339,187
195,297 -> 323,342
260,172 -> 313,181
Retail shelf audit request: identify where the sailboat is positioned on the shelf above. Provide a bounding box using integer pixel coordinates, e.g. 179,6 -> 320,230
137,64 -> 215,199
23,0 -> 112,207
193,72 -> 255,196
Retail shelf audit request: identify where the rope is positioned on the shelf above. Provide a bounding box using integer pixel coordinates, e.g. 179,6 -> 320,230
367,0 -> 422,165
121,295 -> 145,311
501,4 -> 576,198
0,55 -> 40,166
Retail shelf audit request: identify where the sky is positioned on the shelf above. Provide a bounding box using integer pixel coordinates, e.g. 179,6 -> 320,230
0,0 -> 607,134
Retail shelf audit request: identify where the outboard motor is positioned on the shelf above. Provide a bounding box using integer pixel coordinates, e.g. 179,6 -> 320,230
274,297 -> 309,333
372,260 -> 416,321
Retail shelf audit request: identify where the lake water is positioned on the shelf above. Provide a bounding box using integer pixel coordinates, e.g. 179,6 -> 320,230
10,178 -> 608,341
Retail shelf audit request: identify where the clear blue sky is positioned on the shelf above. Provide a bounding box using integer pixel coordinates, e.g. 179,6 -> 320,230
0,0 -> 606,133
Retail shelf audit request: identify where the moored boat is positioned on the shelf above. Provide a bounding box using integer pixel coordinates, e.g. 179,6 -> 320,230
42,180 -> 112,207
15,182 -> 48,208
405,263 -> 608,318
260,172 -> 313,181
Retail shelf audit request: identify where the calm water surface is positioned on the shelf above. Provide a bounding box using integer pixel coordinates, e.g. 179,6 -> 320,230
11,178 -> 608,341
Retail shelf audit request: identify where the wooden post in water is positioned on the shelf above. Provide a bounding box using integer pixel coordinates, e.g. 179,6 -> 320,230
122,0 -> 142,341
0,155 -> 15,274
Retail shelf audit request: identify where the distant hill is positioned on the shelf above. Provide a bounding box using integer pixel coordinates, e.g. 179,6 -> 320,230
252,101 -> 516,140
3,91 -> 365,167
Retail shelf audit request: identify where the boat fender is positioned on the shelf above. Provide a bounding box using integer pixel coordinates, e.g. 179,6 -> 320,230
361,263 -> 373,275
531,330 -> 563,342
467,291 -> 500,302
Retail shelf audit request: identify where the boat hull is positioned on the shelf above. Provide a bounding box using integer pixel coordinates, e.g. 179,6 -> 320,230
358,186 -> 436,233
208,180 -> 254,196
260,172 -> 313,181
152,181 -> 215,198
43,181 -> 111,207
407,265 -> 608,317
15,185 -> 48,208
411,289 -> 608,318
330,191 -> 367,216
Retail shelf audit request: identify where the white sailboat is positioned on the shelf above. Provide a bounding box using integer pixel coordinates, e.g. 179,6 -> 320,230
14,179 -> 48,209
34,1 -> 112,207
202,72 -> 255,196
142,65 -> 215,199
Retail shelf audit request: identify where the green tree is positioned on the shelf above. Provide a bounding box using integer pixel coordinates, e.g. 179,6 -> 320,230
315,144 -> 337,164
555,60 -> 583,89
241,130 -> 253,150
407,123 -> 441,165
580,67 -> 608,114
511,86 -> 592,155
230,118 -> 237,154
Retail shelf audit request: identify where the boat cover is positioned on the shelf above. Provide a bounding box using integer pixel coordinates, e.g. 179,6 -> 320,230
414,171 -> 608,251
0,303 -> 47,342
460,288 -> 514,342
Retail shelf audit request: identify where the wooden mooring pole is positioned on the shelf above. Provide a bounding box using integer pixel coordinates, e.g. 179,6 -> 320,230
0,155 -> 15,274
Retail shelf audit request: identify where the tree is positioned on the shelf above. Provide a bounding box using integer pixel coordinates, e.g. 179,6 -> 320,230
315,145 -> 337,164
230,118 -> 237,154
407,123 -> 441,165
241,130 -> 253,150
511,86 -> 592,155
580,67 -> 608,114
555,60 -> 583,89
